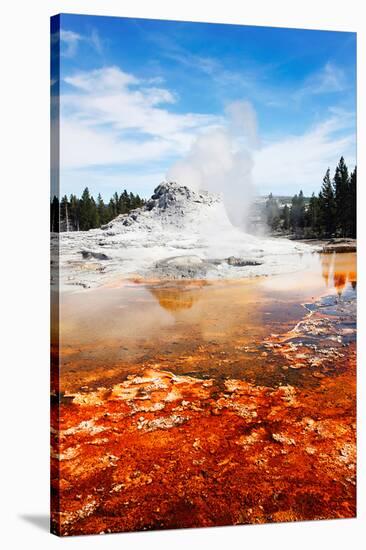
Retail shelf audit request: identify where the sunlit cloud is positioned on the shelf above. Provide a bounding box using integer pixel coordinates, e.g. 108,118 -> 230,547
253,113 -> 356,194
60,30 -> 82,58
60,28 -> 103,58
60,66 -> 221,169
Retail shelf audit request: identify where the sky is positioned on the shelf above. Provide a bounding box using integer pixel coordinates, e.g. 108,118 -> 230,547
52,14 -> 356,199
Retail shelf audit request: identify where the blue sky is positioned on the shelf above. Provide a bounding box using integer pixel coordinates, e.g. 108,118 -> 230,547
53,14 -> 356,198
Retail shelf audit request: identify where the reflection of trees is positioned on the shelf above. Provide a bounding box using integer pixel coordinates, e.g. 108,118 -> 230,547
320,252 -> 357,295
333,272 -> 347,295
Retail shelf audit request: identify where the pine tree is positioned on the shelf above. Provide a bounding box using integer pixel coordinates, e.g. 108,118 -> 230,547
334,157 -> 350,237
97,193 -> 108,225
50,195 -> 59,232
318,168 -> 336,236
129,192 -> 136,209
111,192 -> 120,215
69,194 -> 80,231
108,198 -> 116,220
298,190 -> 306,228
281,204 -> 290,231
305,193 -> 320,235
120,190 -> 130,213
348,166 -> 357,238
60,195 -> 70,231
79,187 -> 95,230
265,193 -> 280,231
290,191 -> 305,233
135,194 -> 144,208
90,196 -> 99,228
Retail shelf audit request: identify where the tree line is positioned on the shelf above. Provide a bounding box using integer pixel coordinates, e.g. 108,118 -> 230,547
51,187 -> 145,232
265,157 -> 356,238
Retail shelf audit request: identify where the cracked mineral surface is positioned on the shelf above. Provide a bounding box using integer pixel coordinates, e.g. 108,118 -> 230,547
51,252 -> 356,535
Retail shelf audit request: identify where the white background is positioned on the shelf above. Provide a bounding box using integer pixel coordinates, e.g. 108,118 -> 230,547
0,0 -> 364,548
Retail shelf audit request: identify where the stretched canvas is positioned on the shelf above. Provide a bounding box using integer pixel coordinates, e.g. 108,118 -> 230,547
50,13 -> 357,536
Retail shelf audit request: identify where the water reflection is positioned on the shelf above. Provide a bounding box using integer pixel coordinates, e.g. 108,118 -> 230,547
320,252 -> 357,295
147,279 -> 266,343
149,282 -> 206,312
60,252 -> 357,358
59,252 -> 357,392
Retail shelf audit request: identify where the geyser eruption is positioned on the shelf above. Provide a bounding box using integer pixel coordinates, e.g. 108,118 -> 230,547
167,100 -> 259,228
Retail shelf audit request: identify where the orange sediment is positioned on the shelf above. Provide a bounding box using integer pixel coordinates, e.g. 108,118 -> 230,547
51,349 -> 355,535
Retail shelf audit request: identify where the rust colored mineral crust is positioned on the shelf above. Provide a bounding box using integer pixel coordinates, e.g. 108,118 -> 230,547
51,344 -> 356,536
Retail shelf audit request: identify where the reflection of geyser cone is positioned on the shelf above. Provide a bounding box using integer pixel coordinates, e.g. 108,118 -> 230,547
149,283 -> 204,312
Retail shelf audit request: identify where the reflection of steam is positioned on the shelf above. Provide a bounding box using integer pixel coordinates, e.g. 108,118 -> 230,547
148,283 -> 205,313
320,252 -> 357,295
320,253 -> 334,286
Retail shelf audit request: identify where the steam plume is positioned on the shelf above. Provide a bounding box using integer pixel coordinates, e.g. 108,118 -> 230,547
167,100 -> 259,228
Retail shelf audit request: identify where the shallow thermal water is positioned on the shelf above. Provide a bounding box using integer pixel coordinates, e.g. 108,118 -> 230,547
58,252 -> 356,394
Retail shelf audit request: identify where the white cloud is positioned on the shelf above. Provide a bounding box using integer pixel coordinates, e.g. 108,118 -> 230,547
60,28 -> 103,58
253,114 -> 356,195
60,30 -> 82,58
60,66 -> 221,169
60,119 -> 176,168
316,62 -> 347,93
89,28 -> 103,55
296,62 -> 347,100
65,67 -> 139,92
